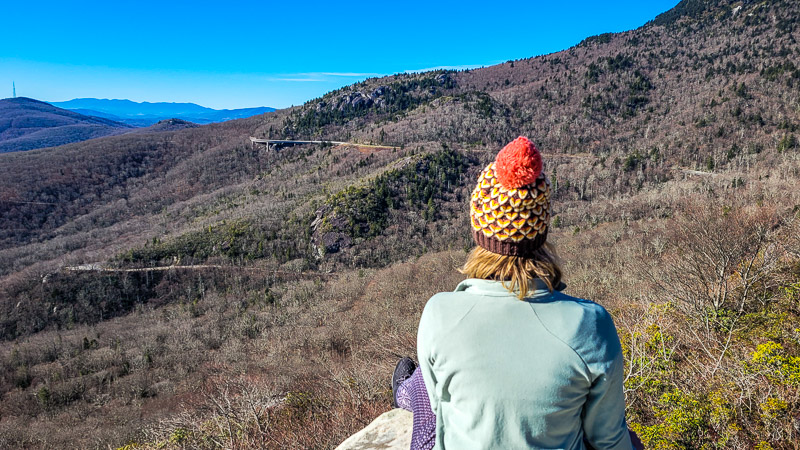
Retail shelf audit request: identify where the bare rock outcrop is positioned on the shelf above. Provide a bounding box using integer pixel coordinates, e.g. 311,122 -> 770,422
334,409 -> 412,450
310,206 -> 352,256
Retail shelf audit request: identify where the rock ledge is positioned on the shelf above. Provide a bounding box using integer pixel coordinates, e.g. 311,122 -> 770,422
335,409 -> 412,450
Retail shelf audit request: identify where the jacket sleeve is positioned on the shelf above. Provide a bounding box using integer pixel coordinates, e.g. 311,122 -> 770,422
581,307 -> 633,450
416,296 -> 440,413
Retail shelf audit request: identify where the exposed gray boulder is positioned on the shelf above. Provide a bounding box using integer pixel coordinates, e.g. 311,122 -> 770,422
371,86 -> 388,97
336,92 -> 374,110
351,94 -> 372,108
334,409 -> 412,450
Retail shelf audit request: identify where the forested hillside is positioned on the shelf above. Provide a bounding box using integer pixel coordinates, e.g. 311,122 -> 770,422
1,0 -> 799,448
0,97 -> 132,153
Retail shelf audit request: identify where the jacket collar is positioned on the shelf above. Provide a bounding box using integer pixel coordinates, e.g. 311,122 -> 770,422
454,278 -> 566,299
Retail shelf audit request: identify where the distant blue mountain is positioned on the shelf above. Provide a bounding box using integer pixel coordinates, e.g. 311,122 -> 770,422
49,98 -> 276,126
0,97 -> 133,153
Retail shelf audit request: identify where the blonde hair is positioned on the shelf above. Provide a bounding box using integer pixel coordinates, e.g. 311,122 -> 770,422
459,243 -> 562,299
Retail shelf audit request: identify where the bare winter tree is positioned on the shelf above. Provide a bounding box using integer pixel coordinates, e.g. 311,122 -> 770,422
645,198 -> 779,373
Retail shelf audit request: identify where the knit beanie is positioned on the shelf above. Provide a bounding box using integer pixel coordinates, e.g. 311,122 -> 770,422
470,136 -> 551,257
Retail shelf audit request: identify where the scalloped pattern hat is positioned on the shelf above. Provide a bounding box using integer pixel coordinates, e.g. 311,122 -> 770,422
470,136 -> 551,256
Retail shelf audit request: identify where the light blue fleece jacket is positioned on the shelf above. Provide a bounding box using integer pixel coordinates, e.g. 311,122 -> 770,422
416,278 -> 633,450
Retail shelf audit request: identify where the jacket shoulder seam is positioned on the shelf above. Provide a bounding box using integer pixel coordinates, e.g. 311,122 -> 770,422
528,301 -> 592,381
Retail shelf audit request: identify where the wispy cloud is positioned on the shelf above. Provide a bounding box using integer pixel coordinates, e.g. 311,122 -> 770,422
404,64 -> 486,73
262,72 -> 384,82
262,66 -> 489,83
268,77 -> 326,82
319,72 -> 383,77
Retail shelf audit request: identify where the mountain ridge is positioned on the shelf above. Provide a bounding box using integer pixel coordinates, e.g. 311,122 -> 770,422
0,97 -> 133,153
50,98 -> 276,126
3,0 -> 798,272
0,0 -> 799,447
3,0 -> 798,286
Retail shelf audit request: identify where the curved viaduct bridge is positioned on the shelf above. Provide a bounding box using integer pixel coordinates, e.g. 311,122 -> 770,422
249,137 -> 396,152
249,138 -> 346,150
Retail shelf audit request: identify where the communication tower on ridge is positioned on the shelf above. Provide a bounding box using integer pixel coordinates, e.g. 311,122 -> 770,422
12,81 -> 16,98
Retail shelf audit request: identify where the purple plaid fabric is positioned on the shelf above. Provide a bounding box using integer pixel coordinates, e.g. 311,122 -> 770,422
396,368 -> 436,450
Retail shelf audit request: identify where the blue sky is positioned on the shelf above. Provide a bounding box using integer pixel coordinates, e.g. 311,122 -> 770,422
1,1 -> 680,109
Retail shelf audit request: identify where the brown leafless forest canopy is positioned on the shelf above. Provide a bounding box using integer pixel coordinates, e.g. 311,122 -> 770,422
1,0 -> 800,448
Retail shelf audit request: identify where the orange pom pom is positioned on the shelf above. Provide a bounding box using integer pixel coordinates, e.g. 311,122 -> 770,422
494,136 -> 542,189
